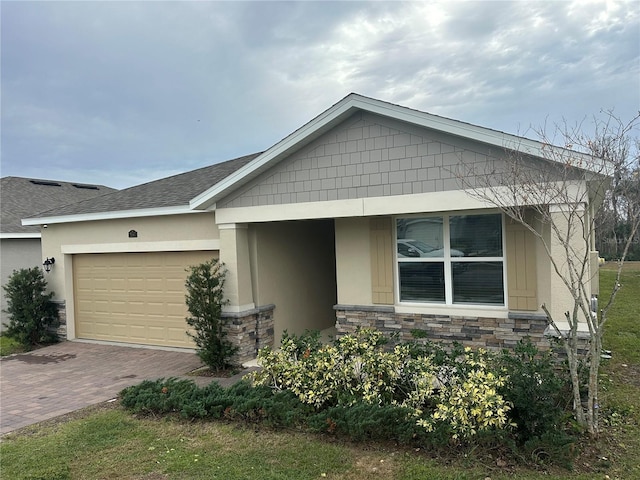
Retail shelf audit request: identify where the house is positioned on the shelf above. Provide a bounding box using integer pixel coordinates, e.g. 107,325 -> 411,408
1,177 -> 116,331
23,94 -> 601,362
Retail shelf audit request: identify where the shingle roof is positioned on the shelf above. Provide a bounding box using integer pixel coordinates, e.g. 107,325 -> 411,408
1,177 -> 117,234
27,153 -> 261,221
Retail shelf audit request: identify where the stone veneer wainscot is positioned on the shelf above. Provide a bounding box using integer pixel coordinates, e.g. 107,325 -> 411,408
333,305 -> 557,351
222,304 -> 275,365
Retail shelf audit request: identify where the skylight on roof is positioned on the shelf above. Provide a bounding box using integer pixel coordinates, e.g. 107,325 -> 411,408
30,180 -> 61,187
72,184 -> 99,190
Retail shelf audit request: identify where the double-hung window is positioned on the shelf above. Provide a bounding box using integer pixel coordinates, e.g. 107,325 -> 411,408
396,213 -> 505,305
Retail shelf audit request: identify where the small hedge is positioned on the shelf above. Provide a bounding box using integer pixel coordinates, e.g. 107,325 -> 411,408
120,330 -> 578,467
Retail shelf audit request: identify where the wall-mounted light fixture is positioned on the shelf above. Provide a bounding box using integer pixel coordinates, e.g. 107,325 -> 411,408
43,257 -> 55,273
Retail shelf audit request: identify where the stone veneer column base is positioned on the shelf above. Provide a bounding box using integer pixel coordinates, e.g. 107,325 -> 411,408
52,300 -> 67,339
334,305 -> 566,353
222,304 -> 275,365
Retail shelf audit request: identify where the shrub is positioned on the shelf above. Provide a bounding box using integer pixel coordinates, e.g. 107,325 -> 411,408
184,259 -> 237,370
418,347 -> 512,439
496,339 -> 574,445
120,378 -> 200,415
2,267 -> 59,346
250,329 -> 436,410
308,403 -> 430,444
120,378 -> 314,427
120,333 -> 580,467
250,329 -> 512,440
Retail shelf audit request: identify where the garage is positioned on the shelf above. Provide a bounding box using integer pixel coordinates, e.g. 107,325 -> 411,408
73,251 -> 216,348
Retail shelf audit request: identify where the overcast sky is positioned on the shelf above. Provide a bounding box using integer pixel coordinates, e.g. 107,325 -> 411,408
1,1 -> 638,190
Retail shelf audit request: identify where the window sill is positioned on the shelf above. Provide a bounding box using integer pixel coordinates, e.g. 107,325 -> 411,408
394,303 -> 509,318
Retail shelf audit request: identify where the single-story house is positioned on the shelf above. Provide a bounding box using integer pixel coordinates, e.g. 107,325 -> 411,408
24,94 -> 601,362
1,177 -> 116,331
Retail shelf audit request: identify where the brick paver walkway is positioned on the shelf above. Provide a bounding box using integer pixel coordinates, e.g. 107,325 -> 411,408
0,341 -> 213,435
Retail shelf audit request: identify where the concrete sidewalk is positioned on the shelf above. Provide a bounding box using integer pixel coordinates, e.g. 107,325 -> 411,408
0,341 -> 251,436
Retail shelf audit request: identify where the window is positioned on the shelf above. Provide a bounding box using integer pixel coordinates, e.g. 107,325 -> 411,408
396,213 -> 505,305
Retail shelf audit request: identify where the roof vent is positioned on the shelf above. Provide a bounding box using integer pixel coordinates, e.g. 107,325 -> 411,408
72,184 -> 99,190
30,180 -> 61,187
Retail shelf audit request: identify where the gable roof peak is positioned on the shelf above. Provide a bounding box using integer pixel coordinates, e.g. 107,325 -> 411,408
191,93 -> 601,210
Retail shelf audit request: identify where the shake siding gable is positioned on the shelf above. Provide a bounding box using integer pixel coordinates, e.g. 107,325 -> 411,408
218,112 -> 504,208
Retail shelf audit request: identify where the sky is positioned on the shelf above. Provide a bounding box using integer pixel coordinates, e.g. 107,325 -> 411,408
1,1 -> 639,190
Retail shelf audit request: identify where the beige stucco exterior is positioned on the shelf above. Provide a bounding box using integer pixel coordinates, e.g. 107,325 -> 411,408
40,212 -> 219,339
547,205 -> 594,331
334,217 -> 373,306
248,220 -> 336,343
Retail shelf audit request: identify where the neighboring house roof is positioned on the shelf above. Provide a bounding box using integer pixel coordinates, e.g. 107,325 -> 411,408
1,177 -> 116,237
23,153 -> 260,225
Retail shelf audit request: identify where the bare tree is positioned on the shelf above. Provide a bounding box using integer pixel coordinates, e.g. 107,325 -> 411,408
458,111 -> 639,436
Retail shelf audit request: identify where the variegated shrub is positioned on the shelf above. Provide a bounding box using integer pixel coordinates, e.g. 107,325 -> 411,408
249,329 -> 512,439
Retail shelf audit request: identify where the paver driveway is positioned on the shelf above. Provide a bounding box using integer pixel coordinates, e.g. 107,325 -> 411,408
0,341 -> 207,435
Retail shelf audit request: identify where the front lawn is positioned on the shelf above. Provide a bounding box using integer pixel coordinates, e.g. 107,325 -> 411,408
1,264 -> 638,479
0,403 -> 602,480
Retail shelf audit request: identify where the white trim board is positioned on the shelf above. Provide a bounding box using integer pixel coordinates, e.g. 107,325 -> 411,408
61,239 -> 220,255
23,205 -> 200,226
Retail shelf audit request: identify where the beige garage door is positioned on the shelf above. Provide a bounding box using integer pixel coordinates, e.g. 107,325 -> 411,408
74,251 -> 216,348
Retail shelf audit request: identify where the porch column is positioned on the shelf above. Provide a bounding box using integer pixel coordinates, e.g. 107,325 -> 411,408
547,204 -> 590,332
218,223 -> 255,312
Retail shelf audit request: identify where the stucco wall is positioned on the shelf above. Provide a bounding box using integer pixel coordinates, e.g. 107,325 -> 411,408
220,112 -> 508,208
334,217 -> 373,306
547,207 -> 591,330
0,238 -> 42,331
40,213 -> 219,304
249,220 -> 337,344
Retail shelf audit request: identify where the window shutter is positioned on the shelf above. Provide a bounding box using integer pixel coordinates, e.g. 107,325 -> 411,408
506,219 -> 538,311
370,217 -> 394,305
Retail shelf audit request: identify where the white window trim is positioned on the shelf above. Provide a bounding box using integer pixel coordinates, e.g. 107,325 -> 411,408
394,211 -> 508,309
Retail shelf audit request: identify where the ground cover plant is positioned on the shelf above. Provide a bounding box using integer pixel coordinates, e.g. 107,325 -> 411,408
1,264 -> 638,479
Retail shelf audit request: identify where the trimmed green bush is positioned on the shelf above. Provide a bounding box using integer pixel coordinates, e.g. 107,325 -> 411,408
120,377 -> 201,415
2,267 -> 59,346
185,259 -> 238,370
496,339 -> 574,444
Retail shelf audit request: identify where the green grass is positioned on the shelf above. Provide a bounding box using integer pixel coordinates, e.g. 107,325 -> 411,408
596,263 -> 640,480
1,264 -> 639,479
0,335 -> 25,356
0,407 -> 600,480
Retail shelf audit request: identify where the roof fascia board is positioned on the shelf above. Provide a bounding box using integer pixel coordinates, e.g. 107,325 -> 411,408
347,96 -> 608,175
190,94 -> 607,210
22,205 -> 203,226
0,233 -> 41,239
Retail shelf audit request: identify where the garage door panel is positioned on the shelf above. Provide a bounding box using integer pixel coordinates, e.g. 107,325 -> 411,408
146,303 -> 166,316
147,326 -> 167,340
74,251 -> 215,348
167,327 -> 189,342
